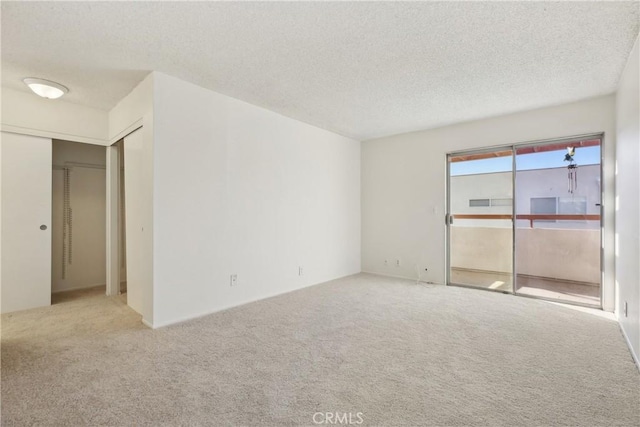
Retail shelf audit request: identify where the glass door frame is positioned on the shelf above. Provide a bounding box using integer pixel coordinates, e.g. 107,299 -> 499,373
446,133 -> 605,309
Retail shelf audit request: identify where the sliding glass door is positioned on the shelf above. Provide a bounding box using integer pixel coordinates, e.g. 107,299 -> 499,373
514,138 -> 602,307
447,148 -> 514,293
447,135 -> 602,308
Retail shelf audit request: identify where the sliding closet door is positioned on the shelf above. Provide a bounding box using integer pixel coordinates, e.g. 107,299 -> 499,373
123,128 -> 148,316
1,132 -> 52,313
447,149 -> 514,292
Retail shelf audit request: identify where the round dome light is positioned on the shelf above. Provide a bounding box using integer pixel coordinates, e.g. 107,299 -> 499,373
23,78 -> 69,99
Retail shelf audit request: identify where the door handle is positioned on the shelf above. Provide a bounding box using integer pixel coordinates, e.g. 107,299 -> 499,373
40,224 -> 47,230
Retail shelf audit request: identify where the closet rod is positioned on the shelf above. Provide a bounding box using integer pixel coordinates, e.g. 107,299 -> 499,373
53,162 -> 106,170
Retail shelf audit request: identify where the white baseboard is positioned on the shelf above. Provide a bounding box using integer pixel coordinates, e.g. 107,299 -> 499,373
52,283 -> 106,293
361,270 -> 443,285
148,272 -> 361,329
618,322 -> 640,371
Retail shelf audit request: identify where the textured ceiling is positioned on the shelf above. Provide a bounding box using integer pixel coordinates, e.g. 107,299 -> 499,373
2,2 -> 639,140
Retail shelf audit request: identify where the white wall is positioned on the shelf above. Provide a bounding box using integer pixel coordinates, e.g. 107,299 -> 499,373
1,88 -> 108,145
108,74 -> 154,324
52,140 -> 106,292
151,72 -> 361,327
615,36 -> 640,364
362,95 -> 616,311
108,74 -> 153,142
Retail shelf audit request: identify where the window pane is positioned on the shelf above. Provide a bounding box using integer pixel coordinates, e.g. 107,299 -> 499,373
558,197 -> 587,214
530,197 -> 557,214
469,199 -> 491,207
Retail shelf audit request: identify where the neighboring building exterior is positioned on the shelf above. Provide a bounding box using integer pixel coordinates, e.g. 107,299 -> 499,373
450,164 -> 600,229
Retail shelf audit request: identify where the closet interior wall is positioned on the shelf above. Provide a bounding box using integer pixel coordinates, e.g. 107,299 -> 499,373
52,140 -> 107,293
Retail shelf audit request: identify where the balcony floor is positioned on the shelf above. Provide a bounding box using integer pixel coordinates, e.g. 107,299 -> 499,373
450,268 -> 600,307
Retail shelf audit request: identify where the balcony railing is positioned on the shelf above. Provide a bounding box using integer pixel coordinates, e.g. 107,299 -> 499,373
449,217 -> 601,284
452,214 -> 600,228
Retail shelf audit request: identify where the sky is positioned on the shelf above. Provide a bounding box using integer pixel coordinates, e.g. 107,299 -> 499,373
450,145 -> 601,176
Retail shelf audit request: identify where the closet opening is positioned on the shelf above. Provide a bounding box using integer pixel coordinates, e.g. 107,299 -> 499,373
51,140 -> 107,304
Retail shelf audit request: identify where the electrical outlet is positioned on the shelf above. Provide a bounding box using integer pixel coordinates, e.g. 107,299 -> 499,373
230,274 -> 238,287
396,259 -> 401,267
624,301 -> 628,317
298,266 -> 304,276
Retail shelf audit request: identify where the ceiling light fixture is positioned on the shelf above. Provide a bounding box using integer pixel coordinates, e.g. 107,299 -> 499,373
22,78 -> 68,99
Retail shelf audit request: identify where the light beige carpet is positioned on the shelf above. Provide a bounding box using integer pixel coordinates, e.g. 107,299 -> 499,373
1,274 -> 638,426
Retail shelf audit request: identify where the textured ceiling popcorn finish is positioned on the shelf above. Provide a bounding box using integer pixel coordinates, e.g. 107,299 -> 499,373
2,2 -> 639,140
